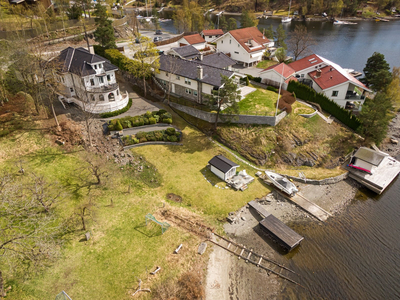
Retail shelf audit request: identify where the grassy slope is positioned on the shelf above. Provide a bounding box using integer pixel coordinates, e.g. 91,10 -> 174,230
2,108 -> 271,299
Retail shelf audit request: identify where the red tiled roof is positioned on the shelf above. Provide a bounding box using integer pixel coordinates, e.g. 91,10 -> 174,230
308,66 -> 348,89
285,77 -> 297,84
229,27 -> 271,53
288,54 -> 324,72
202,29 -> 224,36
183,34 -> 206,45
261,63 -> 295,79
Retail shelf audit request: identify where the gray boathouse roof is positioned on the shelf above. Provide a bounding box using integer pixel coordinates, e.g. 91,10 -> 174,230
208,155 -> 239,173
354,147 -> 387,166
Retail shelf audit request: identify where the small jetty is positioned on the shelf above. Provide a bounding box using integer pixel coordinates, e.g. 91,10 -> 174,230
248,201 -> 304,251
345,147 -> 400,194
261,175 -> 331,221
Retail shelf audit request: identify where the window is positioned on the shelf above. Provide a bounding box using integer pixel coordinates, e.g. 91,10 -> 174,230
99,94 -> 104,101
221,40 -> 223,44
62,77 -> 65,83
176,75 -> 180,80
94,65 -> 97,69
185,88 -> 192,95
185,78 -> 191,85
70,88 -> 74,92
90,79 -> 95,86
108,93 -> 115,101
301,74 -> 304,78
165,72 -> 169,76
234,51 -> 239,54
116,89 -> 119,96
332,91 -> 339,97
99,76 -> 104,84
193,90 -> 198,96
90,94 -> 95,101
107,75 -> 111,81
238,44 -> 239,47
229,40 -> 231,44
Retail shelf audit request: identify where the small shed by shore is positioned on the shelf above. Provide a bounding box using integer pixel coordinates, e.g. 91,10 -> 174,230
208,155 -> 239,181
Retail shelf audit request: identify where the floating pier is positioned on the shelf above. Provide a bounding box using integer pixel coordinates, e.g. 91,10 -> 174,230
248,201 -> 304,251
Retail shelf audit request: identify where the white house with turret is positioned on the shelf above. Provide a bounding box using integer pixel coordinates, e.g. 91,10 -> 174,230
53,47 -> 129,113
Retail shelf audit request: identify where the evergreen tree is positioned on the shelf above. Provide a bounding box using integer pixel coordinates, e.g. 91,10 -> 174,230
240,10 -> 258,28
227,18 -> 238,31
274,24 -> 287,49
219,15 -> 228,31
362,52 -> 392,92
264,24 -> 274,39
93,3 -> 116,49
358,93 -> 393,145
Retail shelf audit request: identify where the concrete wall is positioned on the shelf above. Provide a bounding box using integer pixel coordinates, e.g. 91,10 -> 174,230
286,172 -> 348,185
169,102 -> 287,126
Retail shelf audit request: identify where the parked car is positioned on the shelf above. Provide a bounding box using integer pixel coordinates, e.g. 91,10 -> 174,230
155,29 -> 163,35
153,36 -> 163,42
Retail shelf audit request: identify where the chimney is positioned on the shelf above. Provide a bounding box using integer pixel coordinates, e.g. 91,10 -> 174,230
199,53 -> 203,61
197,65 -> 203,80
330,67 -> 333,72
88,45 -> 95,54
315,69 -> 322,78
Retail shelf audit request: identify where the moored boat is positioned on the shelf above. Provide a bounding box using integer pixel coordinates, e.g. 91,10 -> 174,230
265,171 -> 299,197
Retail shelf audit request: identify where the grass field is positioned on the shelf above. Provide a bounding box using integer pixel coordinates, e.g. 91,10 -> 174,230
256,60 -> 278,69
1,106 -> 271,300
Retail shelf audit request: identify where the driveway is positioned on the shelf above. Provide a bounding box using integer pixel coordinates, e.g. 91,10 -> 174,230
102,78 -> 163,121
232,64 -> 263,78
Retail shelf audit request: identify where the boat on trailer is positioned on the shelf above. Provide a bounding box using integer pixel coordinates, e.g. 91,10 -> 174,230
265,171 -> 299,197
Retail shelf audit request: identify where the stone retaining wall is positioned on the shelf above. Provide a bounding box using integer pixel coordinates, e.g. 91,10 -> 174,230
124,142 -> 183,149
169,102 -> 287,126
286,172 -> 349,185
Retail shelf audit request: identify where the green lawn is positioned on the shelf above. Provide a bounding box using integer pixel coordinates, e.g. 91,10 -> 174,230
256,60 -> 278,69
224,86 -> 279,116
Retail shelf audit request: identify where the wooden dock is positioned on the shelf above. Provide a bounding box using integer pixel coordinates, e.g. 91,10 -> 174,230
261,177 -> 331,221
248,201 -> 304,251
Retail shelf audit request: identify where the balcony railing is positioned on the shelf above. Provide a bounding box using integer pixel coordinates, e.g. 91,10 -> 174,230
345,91 -> 365,100
87,83 -> 118,93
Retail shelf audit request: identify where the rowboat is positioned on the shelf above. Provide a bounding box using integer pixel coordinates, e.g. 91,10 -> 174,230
265,171 -> 299,197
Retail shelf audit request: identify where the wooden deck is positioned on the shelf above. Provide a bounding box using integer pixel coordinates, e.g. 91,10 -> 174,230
345,156 -> 400,194
249,201 -> 304,251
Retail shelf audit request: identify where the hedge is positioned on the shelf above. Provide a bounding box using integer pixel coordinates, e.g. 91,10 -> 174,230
122,129 -> 181,145
108,109 -> 173,131
287,81 -> 361,130
246,74 -> 262,83
100,98 -> 133,118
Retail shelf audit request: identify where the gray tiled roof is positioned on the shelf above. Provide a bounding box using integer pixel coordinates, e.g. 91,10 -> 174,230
55,47 -> 117,77
159,55 -> 234,87
197,52 -> 236,69
171,45 -> 200,59
208,155 -> 239,173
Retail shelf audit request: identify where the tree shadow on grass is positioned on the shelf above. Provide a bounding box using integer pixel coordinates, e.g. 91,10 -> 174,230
134,221 -> 164,238
200,166 -> 228,188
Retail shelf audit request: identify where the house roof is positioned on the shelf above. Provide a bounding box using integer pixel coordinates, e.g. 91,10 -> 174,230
197,52 -> 236,69
227,27 -> 271,53
55,47 -> 117,77
354,147 -> 387,166
171,45 -> 200,59
159,55 -> 234,87
308,66 -> 349,90
208,155 -> 239,173
201,29 -> 224,36
183,34 -> 206,45
288,54 -> 324,72
261,63 -> 295,79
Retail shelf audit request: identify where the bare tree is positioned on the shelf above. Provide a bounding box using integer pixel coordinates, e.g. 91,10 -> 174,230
287,25 -> 316,61
0,173 -> 66,299
164,56 -> 182,103
74,197 -> 97,231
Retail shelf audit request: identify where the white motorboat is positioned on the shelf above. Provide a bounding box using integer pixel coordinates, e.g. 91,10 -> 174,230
265,171 -> 299,197
282,0 -> 292,23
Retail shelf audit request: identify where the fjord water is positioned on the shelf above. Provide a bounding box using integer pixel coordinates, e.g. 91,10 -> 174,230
281,176 -> 400,300
160,17 -> 400,299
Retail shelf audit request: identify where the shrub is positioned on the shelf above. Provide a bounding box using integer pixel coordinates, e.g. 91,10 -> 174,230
168,135 -> 178,142
246,77 -> 250,86
154,115 -> 160,123
166,127 -> 176,135
253,77 -> 262,83
136,131 -> 146,139
267,86 -> 278,92
121,120 -> 131,128
145,111 -> 153,118
162,134 -> 169,141
99,98 -> 132,118
139,137 -> 147,143
161,112 -> 172,119
146,132 -> 156,141
132,138 -> 139,144
115,120 -> 123,131
162,118 -> 172,124
149,117 -> 157,124
154,131 -> 164,141
144,118 -> 149,125
138,118 -> 144,126
157,109 -> 167,115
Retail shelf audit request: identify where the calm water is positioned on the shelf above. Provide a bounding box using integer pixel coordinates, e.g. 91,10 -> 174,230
160,16 -> 400,299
